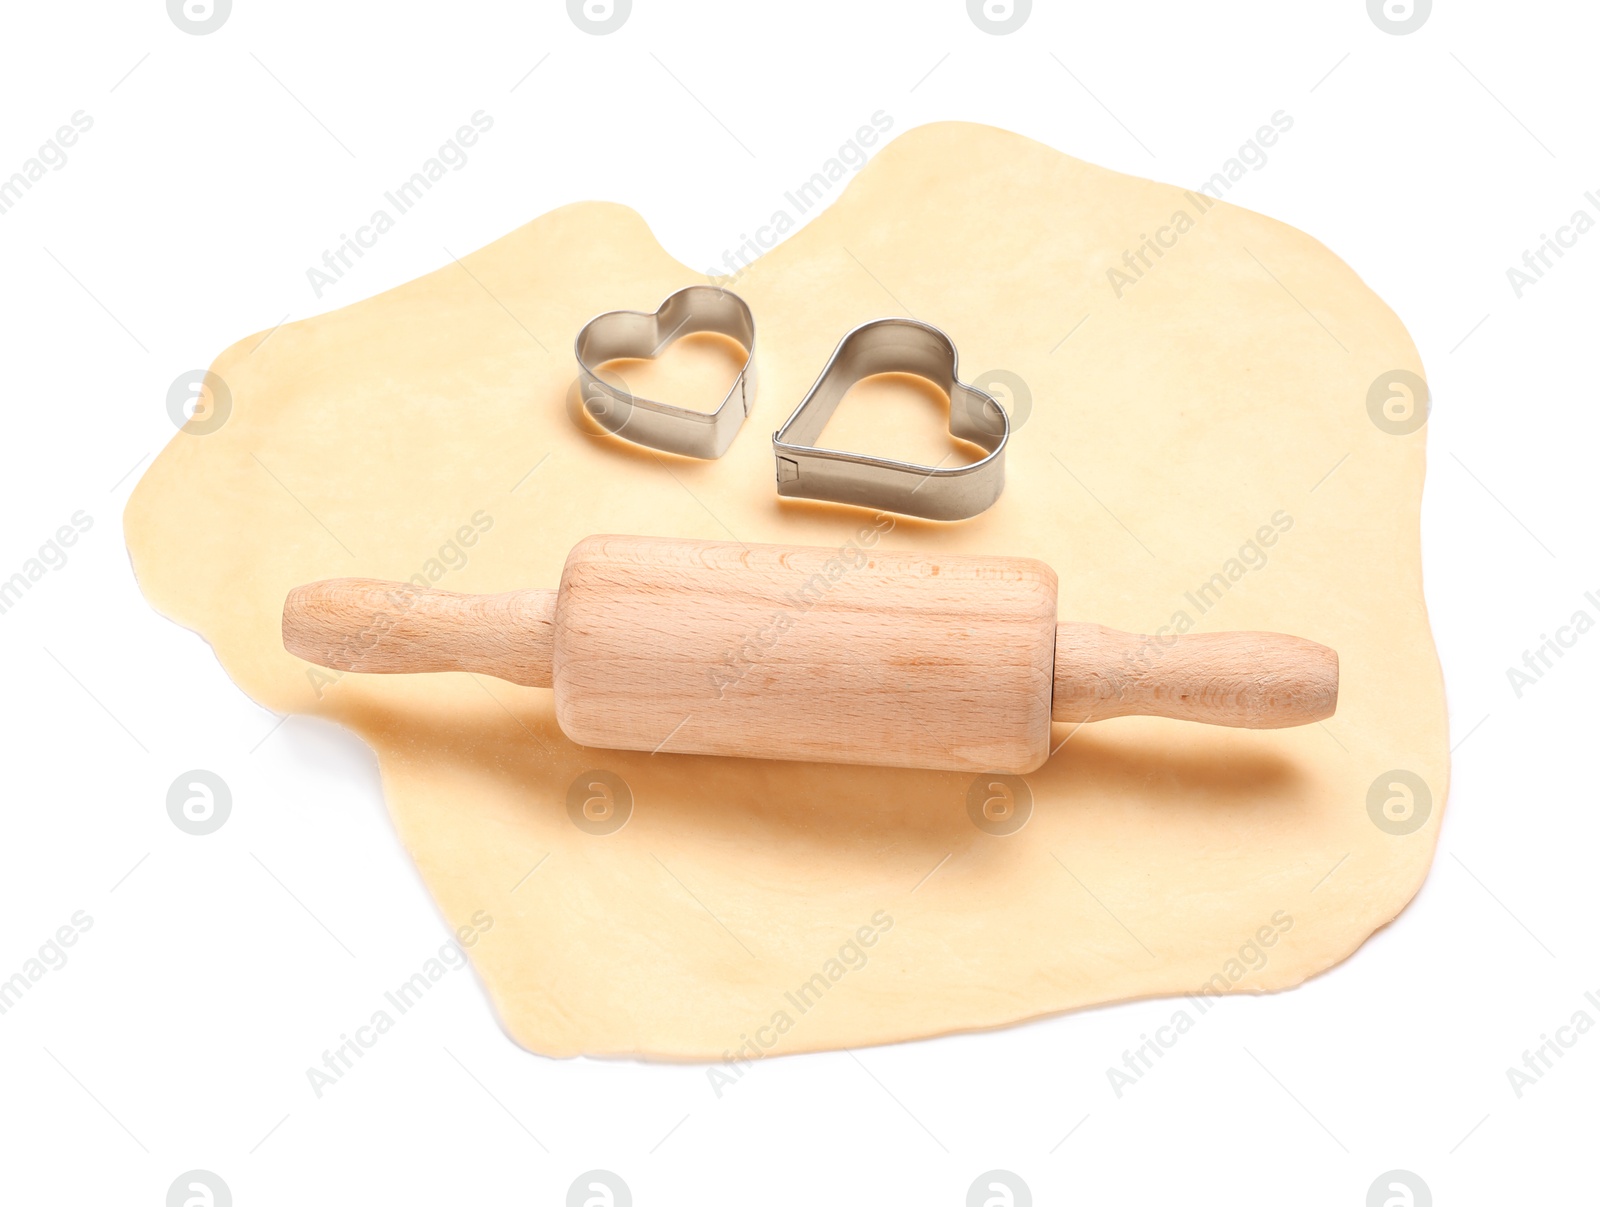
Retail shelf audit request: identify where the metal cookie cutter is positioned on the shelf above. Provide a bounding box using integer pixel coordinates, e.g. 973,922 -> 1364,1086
772,318 -> 1008,521
573,285 -> 756,458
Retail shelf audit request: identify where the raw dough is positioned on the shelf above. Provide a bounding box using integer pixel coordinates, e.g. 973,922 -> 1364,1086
125,122 -> 1446,1060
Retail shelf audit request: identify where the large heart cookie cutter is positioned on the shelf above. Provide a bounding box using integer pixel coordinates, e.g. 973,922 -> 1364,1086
573,285 -> 756,458
772,318 -> 1009,521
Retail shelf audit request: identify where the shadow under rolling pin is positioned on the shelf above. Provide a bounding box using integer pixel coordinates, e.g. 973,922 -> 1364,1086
283,534 -> 1337,774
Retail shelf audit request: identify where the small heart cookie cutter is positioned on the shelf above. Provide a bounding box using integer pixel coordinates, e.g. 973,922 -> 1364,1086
772,318 -> 1008,521
573,285 -> 756,459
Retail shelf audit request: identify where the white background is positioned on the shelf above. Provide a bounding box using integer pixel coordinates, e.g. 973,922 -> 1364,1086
1,1 -> 1595,1203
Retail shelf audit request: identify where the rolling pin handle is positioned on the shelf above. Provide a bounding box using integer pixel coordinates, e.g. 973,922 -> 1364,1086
282,579 -> 556,688
1051,623 -> 1338,729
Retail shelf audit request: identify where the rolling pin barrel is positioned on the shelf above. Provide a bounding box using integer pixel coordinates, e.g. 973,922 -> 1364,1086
282,535 -> 1338,773
549,535 -> 1059,773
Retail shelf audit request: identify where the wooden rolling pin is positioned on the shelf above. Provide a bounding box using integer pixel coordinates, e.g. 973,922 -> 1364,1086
283,534 -> 1337,774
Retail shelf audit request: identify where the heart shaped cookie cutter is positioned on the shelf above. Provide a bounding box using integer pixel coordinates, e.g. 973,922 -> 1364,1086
573,285 -> 756,458
772,318 -> 1008,521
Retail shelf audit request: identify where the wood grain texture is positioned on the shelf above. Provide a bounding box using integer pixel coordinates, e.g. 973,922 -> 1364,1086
551,534 -> 1060,773
1052,623 -> 1338,727
282,578 -> 557,688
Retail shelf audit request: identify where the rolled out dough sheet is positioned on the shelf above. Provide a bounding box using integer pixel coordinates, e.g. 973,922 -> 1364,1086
125,122 -> 1447,1059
